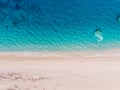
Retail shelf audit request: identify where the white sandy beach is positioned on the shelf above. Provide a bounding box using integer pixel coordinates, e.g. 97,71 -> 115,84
0,49 -> 120,90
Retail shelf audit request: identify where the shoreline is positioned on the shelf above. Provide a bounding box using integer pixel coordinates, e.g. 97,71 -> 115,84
0,49 -> 119,60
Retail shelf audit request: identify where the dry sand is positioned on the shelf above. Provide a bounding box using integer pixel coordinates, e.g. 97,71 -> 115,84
0,49 -> 120,90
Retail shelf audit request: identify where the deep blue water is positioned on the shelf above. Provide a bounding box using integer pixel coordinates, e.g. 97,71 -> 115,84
0,0 -> 120,51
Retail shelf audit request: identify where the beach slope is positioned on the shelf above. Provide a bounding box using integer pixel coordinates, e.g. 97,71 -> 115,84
0,50 -> 120,89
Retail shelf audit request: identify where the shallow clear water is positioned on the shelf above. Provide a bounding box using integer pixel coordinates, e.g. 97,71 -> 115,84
0,0 -> 120,51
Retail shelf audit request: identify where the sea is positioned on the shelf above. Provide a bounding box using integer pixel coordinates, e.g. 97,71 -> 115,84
0,0 -> 120,51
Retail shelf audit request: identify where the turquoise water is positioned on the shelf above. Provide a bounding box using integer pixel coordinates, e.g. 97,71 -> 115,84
0,0 -> 120,51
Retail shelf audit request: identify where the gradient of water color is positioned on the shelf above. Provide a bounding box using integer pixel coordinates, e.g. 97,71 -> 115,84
0,0 -> 120,51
